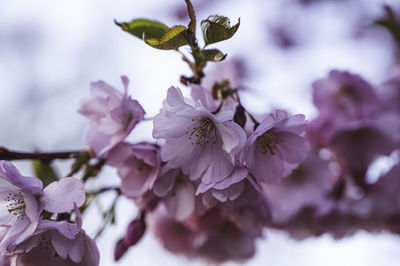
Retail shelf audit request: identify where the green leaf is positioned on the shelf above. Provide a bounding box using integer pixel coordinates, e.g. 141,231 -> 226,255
70,151 -> 91,176
200,49 -> 227,61
201,15 -> 240,46
144,25 -> 189,50
115,19 -> 169,40
32,160 -> 59,187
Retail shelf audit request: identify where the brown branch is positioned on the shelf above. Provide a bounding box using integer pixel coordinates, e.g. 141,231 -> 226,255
266,207 -> 400,240
0,147 -> 85,162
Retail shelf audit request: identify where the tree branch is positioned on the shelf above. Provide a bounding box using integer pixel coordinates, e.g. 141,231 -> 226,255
0,147 -> 85,162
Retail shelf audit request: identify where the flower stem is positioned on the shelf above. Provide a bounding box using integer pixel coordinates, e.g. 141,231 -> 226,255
234,91 -> 260,128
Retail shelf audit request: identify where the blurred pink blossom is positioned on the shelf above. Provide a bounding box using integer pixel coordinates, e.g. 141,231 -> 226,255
12,207 -> 99,266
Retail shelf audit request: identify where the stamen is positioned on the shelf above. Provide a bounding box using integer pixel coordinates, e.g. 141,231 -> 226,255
257,129 -> 280,155
185,118 -> 218,145
4,192 -> 26,220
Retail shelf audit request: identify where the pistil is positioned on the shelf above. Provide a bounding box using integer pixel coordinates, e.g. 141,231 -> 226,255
257,129 -> 280,155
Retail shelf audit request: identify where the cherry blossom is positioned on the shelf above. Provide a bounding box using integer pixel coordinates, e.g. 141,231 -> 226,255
107,142 -> 161,200
313,70 -> 378,120
79,76 -> 145,157
11,207 -> 99,266
262,152 -> 337,223
244,110 -> 309,183
0,161 -> 85,255
153,85 -> 246,189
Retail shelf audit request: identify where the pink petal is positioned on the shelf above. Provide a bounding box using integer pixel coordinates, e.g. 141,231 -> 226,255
276,132 -> 309,163
190,84 -> 217,112
42,178 -> 85,213
216,121 -> 246,154
121,76 -> 129,93
213,167 -> 248,190
166,86 -> 186,108
252,151 -> 284,183
164,183 -> 195,221
211,189 -> 228,202
153,169 -> 178,197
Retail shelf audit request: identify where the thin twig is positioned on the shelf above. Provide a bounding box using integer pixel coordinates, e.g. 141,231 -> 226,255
86,186 -> 121,197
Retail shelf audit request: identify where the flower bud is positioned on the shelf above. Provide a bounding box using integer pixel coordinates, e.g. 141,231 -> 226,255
233,105 -> 246,128
124,219 -> 146,246
114,239 -> 129,262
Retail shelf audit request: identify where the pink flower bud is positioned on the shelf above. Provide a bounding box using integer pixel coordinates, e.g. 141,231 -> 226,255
124,219 -> 145,246
114,239 -> 129,262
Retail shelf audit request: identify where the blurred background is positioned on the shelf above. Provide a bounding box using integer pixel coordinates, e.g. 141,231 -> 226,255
1,0 -> 400,265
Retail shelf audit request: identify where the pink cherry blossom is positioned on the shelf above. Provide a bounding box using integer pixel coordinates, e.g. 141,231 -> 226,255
0,161 -> 43,255
79,76 -> 145,157
147,171 -> 270,263
12,207 -> 99,266
313,70 -> 379,120
307,70 -> 381,146
147,202 -> 264,263
307,70 -> 400,183
153,85 -> 246,189
328,114 -> 400,174
195,221 -> 257,263
308,108 -> 400,181
244,110 -> 309,183
262,152 -> 337,223
107,142 -> 161,200
147,209 -> 196,258
0,161 -> 85,255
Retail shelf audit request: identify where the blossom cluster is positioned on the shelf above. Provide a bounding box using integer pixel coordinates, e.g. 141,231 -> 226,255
77,75 -> 309,263
264,70 -> 400,239
78,66 -> 400,263
280,70 -> 400,238
4,67 -> 400,265
0,161 -> 99,265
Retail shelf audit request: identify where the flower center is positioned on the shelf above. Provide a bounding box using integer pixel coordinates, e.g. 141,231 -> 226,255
257,129 -> 280,155
185,118 -> 217,145
4,191 -> 26,220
